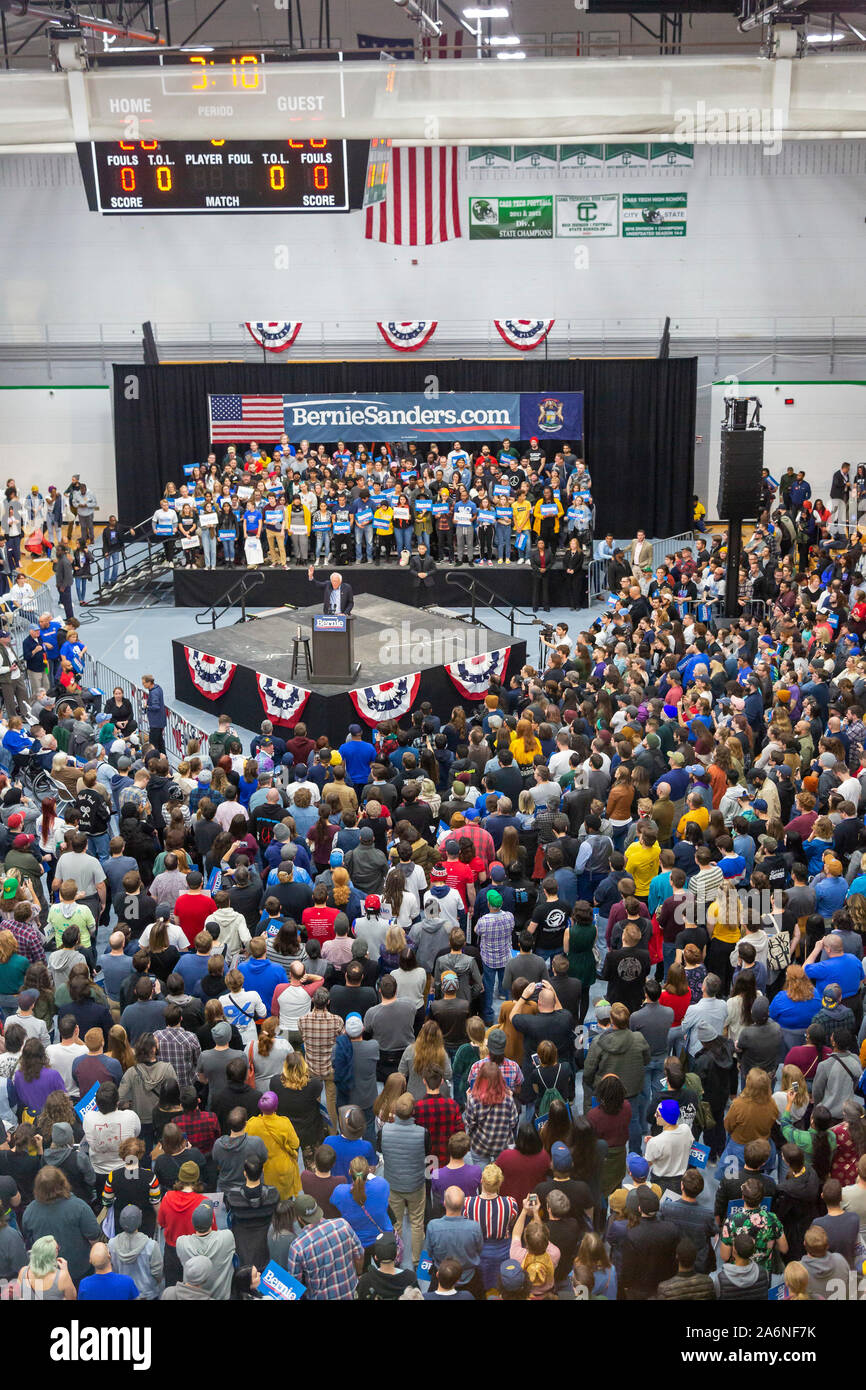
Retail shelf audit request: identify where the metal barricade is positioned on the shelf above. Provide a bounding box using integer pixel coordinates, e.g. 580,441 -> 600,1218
81,652 -> 209,769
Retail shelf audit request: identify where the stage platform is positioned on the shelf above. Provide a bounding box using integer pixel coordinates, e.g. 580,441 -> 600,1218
171,561 -> 577,612
172,597 -> 527,744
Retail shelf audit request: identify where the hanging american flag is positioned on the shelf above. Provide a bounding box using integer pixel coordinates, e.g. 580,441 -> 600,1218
209,395 -> 285,443
364,146 -> 462,246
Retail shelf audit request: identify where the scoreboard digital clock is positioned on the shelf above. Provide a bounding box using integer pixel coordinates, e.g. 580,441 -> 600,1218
89,138 -> 349,214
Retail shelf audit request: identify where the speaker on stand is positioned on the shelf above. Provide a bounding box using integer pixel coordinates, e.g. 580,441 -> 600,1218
717,396 -> 764,618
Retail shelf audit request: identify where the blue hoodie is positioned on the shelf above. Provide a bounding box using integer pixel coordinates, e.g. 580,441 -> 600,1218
238,956 -> 288,1013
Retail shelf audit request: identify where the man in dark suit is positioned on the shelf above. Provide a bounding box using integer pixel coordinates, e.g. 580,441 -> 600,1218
307,566 -> 354,615
830,462 -> 851,525
409,542 -> 435,602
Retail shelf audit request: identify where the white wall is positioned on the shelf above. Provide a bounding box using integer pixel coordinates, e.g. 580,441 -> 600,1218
708,381 -> 866,515
0,141 -> 864,329
0,387 -> 116,514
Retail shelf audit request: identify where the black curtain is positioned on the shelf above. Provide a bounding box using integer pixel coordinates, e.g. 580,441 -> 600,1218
112,357 -> 696,535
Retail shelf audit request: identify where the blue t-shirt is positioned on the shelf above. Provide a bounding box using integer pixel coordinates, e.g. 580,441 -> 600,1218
338,738 -> 376,784
768,989 -> 820,1029
78,1272 -> 138,1300
331,1175 -> 393,1248
804,955 -> 864,998
321,1134 -> 376,1180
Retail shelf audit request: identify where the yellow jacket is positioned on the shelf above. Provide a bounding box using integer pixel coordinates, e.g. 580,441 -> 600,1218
287,504 -> 311,535
532,497 -> 564,535
245,1113 -> 301,1199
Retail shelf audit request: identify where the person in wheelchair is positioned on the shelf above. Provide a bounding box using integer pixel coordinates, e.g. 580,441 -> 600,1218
1,715 -> 36,779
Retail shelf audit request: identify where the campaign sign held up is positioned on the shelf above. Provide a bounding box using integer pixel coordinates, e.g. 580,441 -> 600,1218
260,1260 -> 306,1301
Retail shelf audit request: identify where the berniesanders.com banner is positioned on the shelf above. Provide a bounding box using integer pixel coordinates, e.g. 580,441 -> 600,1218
232,392 -> 581,444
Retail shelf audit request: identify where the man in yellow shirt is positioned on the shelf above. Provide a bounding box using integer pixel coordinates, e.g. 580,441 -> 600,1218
511,496 -> 532,565
624,826 -> 661,902
676,791 -> 711,840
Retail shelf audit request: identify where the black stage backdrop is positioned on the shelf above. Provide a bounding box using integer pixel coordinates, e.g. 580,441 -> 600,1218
112,358 -> 696,536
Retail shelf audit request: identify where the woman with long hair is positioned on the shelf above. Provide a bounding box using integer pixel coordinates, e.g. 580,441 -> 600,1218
331,1155 -> 393,1260
497,825 -> 525,872
774,1065 -> 809,1128
537,1097 -> 574,1156
830,1097 -> 866,1185
572,1230 -> 617,1301
12,1038 -> 65,1116
249,1016 -> 292,1093
398,1019 -> 452,1100
36,797 -> 66,877
0,928 -> 28,1011
660,962 -> 692,1026
273,1051 -> 325,1160
378,924 -> 407,978
768,964 -> 820,1050
107,1024 -> 136,1073
308,805 -> 337,871
463,1061 -> 520,1167
373,1072 -> 408,1146
781,1101 -> 837,1181
510,718 -> 542,767
722,1067 -> 779,1170
389,946 -> 428,1031
145,916 -> 181,984
452,1015 -> 487,1108
382,868 -> 419,932
725,971 -> 759,1044
563,901 -> 597,1024
705,885 -> 742,993
464,1162 -> 519,1292
588,1072 -> 631,1195
36,1090 -> 82,1147
266,923 -> 305,972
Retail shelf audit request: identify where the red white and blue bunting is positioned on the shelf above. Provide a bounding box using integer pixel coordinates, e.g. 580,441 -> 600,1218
245,322 -> 303,352
255,673 -> 311,727
493,319 -> 554,351
183,646 -> 237,700
349,672 -> 421,726
445,648 -> 510,700
376,321 -> 438,352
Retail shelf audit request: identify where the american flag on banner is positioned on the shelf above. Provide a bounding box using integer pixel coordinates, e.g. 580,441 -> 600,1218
422,30 -> 465,58
209,395 -> 285,443
363,146 -> 462,246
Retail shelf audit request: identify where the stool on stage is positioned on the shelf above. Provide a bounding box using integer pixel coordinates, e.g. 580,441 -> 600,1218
290,629 -> 312,680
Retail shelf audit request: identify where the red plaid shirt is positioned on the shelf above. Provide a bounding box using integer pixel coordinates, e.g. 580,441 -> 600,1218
174,1108 -> 221,1156
7,916 -> 46,964
451,823 -> 495,867
414,1093 -> 465,1166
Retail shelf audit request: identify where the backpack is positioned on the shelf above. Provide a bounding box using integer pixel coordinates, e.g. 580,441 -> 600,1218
765,929 -> 791,974
534,1064 -> 571,1130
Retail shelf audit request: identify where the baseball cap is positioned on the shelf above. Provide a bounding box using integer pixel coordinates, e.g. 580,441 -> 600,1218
192,1202 -> 215,1232
211,1022 -> 231,1044
487,890 -> 503,911
6,813 -> 23,830
348,724 -> 361,735
329,850 -> 344,868
359,827 -> 374,844
12,835 -> 30,850
373,1231 -> 398,1263
294,1193 -> 322,1226
636,1187 -> 660,1215
626,1152 -> 649,1178
667,751 -> 685,766
490,864 -> 507,882
498,1259 -> 526,1293
594,1000 -> 612,1022
822,983 -> 842,1005
155,902 -> 173,920
752,798 -> 768,813
119,1205 -> 143,1233
17,989 -> 38,1008
550,1141 -> 572,1172
364,894 -> 381,912
345,1013 -> 364,1038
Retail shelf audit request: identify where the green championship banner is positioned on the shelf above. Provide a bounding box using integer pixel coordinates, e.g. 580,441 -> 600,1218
622,192 -> 688,237
468,195 -> 554,239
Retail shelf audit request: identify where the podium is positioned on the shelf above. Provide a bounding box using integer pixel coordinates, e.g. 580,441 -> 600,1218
311,612 -> 359,683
